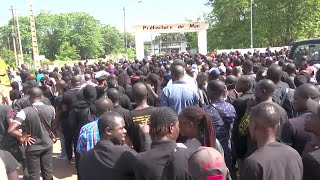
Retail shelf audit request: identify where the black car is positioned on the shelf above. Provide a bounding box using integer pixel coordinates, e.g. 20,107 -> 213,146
289,38 -> 320,67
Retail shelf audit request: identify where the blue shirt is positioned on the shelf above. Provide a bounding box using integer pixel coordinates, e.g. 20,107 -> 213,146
160,80 -> 199,114
36,73 -> 44,82
76,118 -> 100,153
205,99 -> 236,167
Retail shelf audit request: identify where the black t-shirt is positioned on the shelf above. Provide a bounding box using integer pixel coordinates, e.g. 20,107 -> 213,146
303,148 -> 320,180
96,86 -> 107,99
240,142 -> 303,180
0,105 -> 15,148
0,150 -> 19,175
281,113 -> 313,155
61,88 -> 81,111
129,106 -> 157,152
113,105 -> 131,129
15,103 -> 55,151
20,70 -> 30,83
119,94 -> 132,110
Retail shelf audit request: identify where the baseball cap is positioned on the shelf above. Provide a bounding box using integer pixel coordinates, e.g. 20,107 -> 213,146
209,68 -> 220,77
188,147 -> 229,180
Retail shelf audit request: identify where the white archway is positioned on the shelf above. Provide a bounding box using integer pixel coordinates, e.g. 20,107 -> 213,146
132,22 -> 209,60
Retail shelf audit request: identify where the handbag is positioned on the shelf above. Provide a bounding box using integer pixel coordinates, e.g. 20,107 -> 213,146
32,106 -> 57,143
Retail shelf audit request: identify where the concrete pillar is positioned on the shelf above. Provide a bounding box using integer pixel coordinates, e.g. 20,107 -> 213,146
135,32 -> 144,60
198,30 -> 207,55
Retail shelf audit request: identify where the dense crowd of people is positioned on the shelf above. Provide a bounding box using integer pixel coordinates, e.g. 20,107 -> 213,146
0,50 -> 320,180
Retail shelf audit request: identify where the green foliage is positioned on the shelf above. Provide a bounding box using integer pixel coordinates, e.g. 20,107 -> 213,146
0,48 -> 16,67
0,12 -> 135,64
206,0 -> 320,50
55,42 -> 81,61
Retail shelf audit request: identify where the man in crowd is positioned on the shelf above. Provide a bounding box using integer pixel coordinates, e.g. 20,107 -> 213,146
240,102 -> 303,180
129,83 -> 155,152
76,97 -> 113,154
20,64 -> 30,83
79,111 -> 137,180
160,62 -> 199,114
205,80 -> 236,173
8,87 -> 56,180
61,75 -> 82,162
281,83 -> 319,155
134,107 -> 190,180
303,98 -> 320,179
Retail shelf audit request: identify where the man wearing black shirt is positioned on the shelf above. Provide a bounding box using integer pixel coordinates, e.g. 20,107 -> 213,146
79,111 -> 140,180
106,88 -> 131,129
240,103 -> 303,180
129,83 -> 156,152
19,64 -> 30,83
8,87 -> 56,180
61,75 -> 82,162
134,107 -> 190,180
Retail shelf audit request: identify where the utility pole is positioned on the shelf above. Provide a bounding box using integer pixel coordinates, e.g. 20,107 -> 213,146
123,7 -> 128,60
15,11 -> 24,66
10,6 -> 18,66
250,0 -> 254,50
29,0 -> 40,70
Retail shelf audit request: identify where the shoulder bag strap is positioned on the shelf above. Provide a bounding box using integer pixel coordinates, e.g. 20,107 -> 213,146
32,106 -> 52,134
280,88 -> 289,106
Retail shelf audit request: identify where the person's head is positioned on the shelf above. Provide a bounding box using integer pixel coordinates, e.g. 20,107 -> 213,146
21,63 -> 28,70
29,87 -> 43,103
293,83 -> 320,112
98,111 -> 126,145
208,68 -> 220,81
267,64 -> 283,84
84,74 -> 91,81
235,75 -> 253,93
95,97 -> 113,116
207,80 -> 227,100
150,107 -> 179,141
254,79 -> 275,103
170,65 -> 185,81
55,80 -> 66,92
232,66 -> 241,77
188,147 -> 229,180
132,83 -> 148,104
305,99 -> 320,136
178,106 -> 215,148
294,73 -> 310,87
106,88 -> 121,105
146,73 -> 160,88
286,63 -> 296,75
83,85 -> 97,103
256,67 -> 267,82
10,81 -> 19,90
242,60 -> 253,75
249,102 -> 280,144
71,75 -> 82,88
197,72 -> 209,88
225,75 -> 237,90
107,79 -> 118,89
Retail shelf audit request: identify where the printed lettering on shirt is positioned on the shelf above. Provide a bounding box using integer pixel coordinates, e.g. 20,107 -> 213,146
132,115 -> 151,124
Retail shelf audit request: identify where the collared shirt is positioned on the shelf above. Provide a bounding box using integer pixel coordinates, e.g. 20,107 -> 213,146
160,80 -> 199,114
76,118 -> 99,153
205,99 -> 236,167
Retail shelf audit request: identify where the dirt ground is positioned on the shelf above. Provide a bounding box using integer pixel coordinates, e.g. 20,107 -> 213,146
18,140 -> 78,180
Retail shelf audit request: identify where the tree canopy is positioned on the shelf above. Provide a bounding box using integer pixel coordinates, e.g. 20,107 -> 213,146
0,11 -> 135,64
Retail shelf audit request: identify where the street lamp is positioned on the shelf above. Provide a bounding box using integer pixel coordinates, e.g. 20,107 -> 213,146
250,0 -> 253,49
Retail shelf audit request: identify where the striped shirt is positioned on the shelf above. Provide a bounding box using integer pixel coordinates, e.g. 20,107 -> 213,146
76,118 -> 100,153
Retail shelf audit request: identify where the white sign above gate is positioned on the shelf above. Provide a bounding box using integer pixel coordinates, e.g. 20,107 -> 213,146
132,22 -> 209,33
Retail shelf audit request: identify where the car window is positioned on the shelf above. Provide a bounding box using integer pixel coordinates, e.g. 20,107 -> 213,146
293,44 -> 320,63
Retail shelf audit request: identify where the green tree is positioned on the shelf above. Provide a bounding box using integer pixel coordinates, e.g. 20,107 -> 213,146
100,25 -> 124,55
55,41 -> 80,61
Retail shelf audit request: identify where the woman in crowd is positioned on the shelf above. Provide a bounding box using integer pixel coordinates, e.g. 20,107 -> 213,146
145,73 -> 162,107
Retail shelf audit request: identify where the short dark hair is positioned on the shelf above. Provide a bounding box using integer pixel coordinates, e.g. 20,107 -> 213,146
255,79 -> 275,97
106,88 -> 121,103
132,83 -> 148,101
250,102 -> 280,128
295,83 -> 320,99
207,80 -> 225,97
98,111 -> 123,136
150,107 -> 178,135
29,87 -> 43,99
